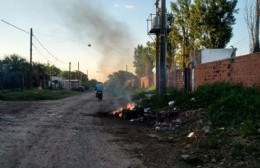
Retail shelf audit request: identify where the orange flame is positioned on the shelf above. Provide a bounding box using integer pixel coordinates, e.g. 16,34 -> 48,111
111,103 -> 136,118
126,103 -> 135,110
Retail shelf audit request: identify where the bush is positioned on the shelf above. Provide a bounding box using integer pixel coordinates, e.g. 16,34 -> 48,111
205,84 -> 260,135
130,82 -> 260,135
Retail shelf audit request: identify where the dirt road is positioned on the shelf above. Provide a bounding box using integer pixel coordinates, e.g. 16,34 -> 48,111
0,93 -> 146,168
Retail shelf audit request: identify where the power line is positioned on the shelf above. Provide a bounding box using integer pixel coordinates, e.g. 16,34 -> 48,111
32,43 -> 50,63
1,19 -> 69,65
1,19 -> 30,34
33,30 -> 92,47
33,35 -> 68,65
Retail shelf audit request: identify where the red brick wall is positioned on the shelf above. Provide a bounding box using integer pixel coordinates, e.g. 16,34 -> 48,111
231,53 -> 260,87
195,52 -> 260,88
167,71 -> 184,89
137,71 -> 184,89
140,75 -> 155,89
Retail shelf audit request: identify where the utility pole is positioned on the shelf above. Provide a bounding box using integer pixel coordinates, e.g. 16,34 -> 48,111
125,64 -> 128,88
155,0 -> 160,94
159,0 -> 167,95
29,28 -> 33,89
254,0 -> 260,52
69,62 -> 71,90
78,62 -> 80,87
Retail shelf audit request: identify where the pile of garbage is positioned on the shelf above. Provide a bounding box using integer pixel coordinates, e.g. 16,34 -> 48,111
110,98 -> 259,167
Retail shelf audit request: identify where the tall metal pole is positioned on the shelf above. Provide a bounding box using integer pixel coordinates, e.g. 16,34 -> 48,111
159,0 -> 167,95
155,1 -> 160,94
29,28 -> 33,89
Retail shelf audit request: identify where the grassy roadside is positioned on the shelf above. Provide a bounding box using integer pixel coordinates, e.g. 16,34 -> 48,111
129,82 -> 260,167
0,89 -> 80,101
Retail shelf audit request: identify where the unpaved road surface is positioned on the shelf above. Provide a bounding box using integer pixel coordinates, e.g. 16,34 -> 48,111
0,93 -> 147,168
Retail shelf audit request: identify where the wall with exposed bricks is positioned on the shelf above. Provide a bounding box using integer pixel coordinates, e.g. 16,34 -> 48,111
126,52 -> 260,89
195,52 -> 260,88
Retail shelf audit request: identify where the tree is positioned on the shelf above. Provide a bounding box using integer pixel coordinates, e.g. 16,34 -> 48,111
133,42 -> 155,77
169,0 -> 238,67
1,54 -> 29,89
190,0 -> 238,49
169,0 -> 192,68
33,63 -> 49,88
106,70 -> 136,96
47,64 -> 61,77
245,0 -> 260,53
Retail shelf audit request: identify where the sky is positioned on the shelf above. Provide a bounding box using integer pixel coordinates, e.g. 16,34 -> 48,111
0,0 -> 252,81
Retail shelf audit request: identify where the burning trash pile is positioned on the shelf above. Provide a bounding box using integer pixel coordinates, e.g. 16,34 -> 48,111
110,100 -> 180,123
111,102 -> 144,121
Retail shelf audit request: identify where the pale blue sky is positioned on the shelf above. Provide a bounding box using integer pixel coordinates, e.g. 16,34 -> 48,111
0,0 -> 252,80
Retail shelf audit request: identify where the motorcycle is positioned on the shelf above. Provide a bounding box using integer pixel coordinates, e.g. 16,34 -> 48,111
96,91 -> 103,101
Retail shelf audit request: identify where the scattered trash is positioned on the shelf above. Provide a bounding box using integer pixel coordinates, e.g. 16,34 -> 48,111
155,126 -> 160,130
202,126 -> 210,133
187,132 -> 195,138
168,100 -> 175,106
145,94 -> 154,99
144,107 -> 151,113
219,127 -> 225,130
190,97 -> 196,101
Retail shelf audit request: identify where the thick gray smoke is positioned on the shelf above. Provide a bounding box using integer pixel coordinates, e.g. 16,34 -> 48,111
59,0 -> 134,80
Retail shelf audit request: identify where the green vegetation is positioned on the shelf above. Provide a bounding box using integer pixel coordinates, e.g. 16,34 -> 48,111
0,54 -> 91,91
131,82 -> 260,135
105,70 -> 137,97
0,89 -> 78,101
131,82 -> 260,162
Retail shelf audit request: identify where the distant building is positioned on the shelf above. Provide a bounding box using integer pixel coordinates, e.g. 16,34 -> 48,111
49,76 -> 62,89
61,80 -> 81,90
49,76 -> 81,90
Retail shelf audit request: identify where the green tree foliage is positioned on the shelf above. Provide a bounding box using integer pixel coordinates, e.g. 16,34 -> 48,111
133,42 -> 155,77
106,70 -> 137,96
107,70 -> 136,88
169,0 -> 238,68
47,64 -> 61,76
169,0 -> 192,68
61,71 -> 88,82
190,0 -> 238,48
33,62 -> 49,88
0,54 -> 29,89
0,54 -> 62,90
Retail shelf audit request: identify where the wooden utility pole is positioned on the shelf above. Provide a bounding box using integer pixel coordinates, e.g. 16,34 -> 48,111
29,28 -> 33,89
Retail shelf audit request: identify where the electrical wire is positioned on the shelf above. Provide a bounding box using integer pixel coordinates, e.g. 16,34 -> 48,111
1,19 -> 30,34
1,19 -> 69,66
33,30 -> 92,46
33,35 -> 68,65
32,43 -> 50,63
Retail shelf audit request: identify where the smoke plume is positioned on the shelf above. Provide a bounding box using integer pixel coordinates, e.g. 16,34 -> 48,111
59,0 -> 134,80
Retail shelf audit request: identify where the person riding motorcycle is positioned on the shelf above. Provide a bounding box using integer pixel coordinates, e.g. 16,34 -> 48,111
95,82 -> 104,100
